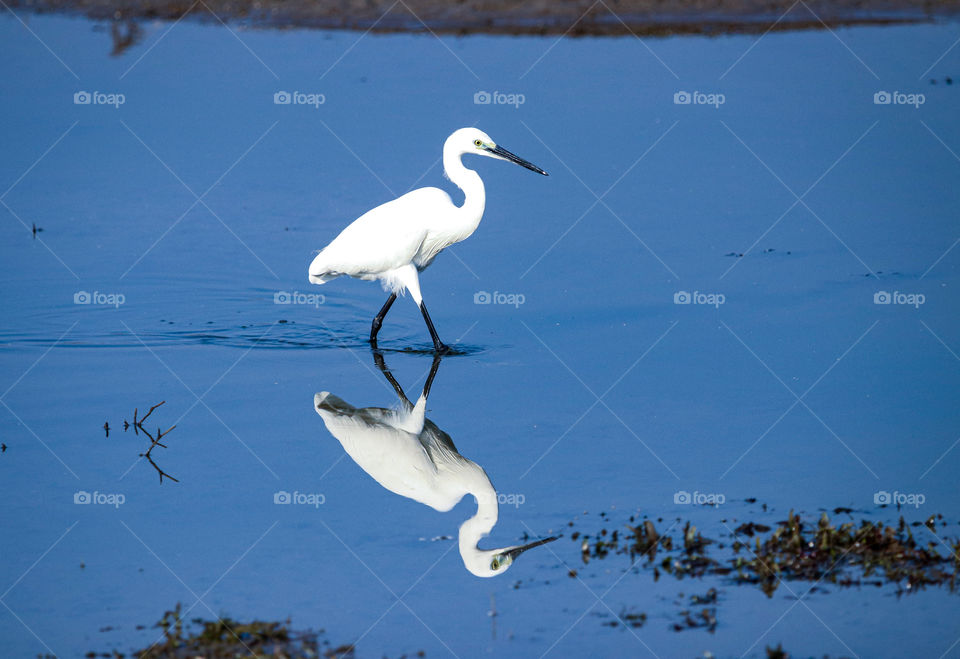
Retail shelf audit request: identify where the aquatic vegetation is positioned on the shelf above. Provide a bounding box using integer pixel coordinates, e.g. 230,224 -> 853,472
577,510 -> 959,597
602,609 -> 647,629
671,606 -> 717,633
663,588 -> 720,633
91,603 -> 429,658
89,603 -> 320,658
730,511 -> 958,596
90,603 -> 321,658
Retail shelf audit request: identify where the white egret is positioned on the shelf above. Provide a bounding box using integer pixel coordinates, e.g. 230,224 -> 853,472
308,127 -> 548,353
314,353 -> 557,577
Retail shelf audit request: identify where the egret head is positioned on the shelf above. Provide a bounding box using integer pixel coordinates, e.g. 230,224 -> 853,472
449,127 -> 549,176
461,535 -> 560,578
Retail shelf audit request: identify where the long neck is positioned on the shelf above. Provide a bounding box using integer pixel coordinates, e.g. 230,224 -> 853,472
457,465 -> 498,557
443,143 -> 486,239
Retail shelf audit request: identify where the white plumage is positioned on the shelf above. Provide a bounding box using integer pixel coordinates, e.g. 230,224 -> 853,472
308,188 -> 453,286
314,354 -> 557,577
309,127 -> 547,352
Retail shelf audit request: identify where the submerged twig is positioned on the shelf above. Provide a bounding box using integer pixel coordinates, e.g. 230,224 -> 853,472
139,447 -> 180,483
138,401 -> 165,428
119,401 -> 179,483
138,420 -> 179,483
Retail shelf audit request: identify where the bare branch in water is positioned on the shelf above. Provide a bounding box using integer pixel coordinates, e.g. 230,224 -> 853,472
138,400 -> 165,427
122,401 -> 179,483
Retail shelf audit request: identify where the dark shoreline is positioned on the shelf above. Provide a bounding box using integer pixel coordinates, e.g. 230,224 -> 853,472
9,0 -> 960,36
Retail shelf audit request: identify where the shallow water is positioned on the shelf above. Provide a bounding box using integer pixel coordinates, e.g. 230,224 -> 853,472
1,13 -> 959,658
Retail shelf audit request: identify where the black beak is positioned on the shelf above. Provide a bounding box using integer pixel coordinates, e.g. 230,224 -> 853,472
504,535 -> 559,561
490,144 -> 549,176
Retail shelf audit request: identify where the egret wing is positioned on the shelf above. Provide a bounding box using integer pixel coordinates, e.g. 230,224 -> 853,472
309,188 -> 452,282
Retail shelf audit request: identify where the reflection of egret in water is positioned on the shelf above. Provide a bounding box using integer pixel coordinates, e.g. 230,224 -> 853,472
314,353 -> 557,577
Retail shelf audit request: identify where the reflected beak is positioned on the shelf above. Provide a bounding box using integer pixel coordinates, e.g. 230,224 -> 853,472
490,144 -> 549,176
503,535 -> 559,562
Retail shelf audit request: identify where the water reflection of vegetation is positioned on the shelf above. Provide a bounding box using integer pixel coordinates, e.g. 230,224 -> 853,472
109,20 -> 142,56
16,2 -> 957,38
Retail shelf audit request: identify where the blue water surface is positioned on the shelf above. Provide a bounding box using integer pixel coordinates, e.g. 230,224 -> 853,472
1,12 -> 959,658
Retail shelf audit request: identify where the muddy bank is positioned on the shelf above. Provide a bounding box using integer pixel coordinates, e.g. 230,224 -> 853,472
10,0 -> 960,36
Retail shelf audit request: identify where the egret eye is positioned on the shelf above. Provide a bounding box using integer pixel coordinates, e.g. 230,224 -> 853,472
474,139 -> 483,147
490,557 -> 501,570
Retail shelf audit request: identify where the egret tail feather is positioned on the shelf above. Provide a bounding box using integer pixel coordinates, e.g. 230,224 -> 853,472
308,271 -> 339,284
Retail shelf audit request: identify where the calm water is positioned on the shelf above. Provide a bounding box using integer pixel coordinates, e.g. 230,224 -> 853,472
1,13 -> 959,658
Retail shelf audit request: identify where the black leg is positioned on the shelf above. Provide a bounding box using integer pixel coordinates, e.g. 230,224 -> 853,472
418,302 -> 449,353
421,353 -> 443,399
370,293 -> 397,347
372,350 -> 412,408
